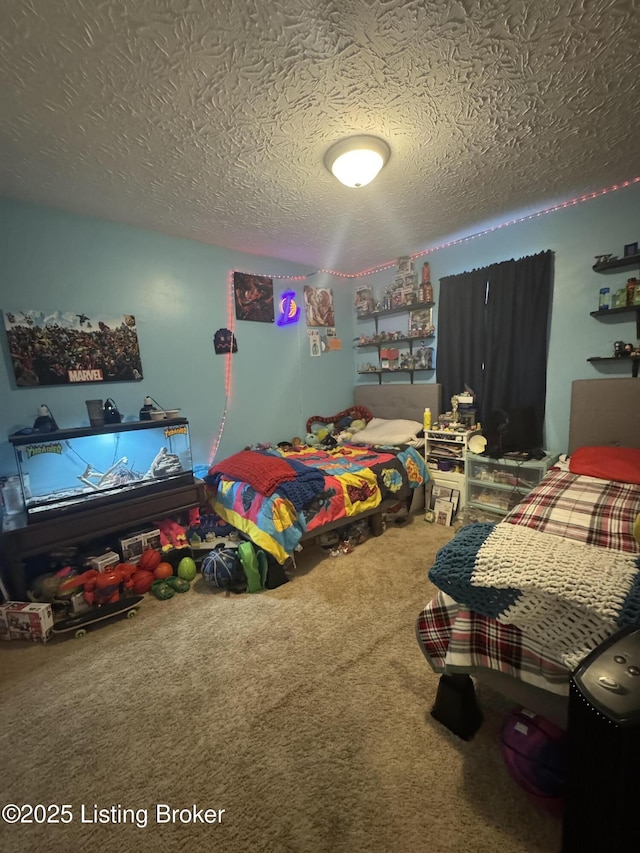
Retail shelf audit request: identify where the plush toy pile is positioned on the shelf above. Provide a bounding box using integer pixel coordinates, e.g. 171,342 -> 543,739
304,414 -> 368,447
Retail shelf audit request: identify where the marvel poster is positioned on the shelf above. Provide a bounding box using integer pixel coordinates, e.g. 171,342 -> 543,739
4,310 -> 144,386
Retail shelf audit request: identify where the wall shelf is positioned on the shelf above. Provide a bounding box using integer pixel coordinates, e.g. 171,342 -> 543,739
587,356 -> 640,377
356,300 -> 434,321
592,253 -> 640,273
356,334 -> 434,348
589,304 -> 640,338
590,258 -> 640,372
357,368 -> 435,384
355,294 -> 436,384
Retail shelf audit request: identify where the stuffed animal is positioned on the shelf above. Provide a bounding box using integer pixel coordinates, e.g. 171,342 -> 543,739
336,415 -> 353,431
156,518 -> 188,550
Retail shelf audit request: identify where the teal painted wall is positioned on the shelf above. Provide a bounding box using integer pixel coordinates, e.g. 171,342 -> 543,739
0,199 -> 356,476
2,181 -> 637,483
353,182 -> 640,453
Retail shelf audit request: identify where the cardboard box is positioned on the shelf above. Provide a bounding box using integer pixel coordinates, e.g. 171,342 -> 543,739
87,550 -> 121,573
0,601 -> 54,642
141,528 -> 162,551
118,531 -> 146,564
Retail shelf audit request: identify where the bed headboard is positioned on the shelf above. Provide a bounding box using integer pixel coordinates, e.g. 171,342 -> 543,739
354,383 -> 442,424
568,378 -> 640,454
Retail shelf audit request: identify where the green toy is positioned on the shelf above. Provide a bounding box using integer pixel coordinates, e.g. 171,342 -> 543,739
177,556 -> 197,581
237,542 -> 268,593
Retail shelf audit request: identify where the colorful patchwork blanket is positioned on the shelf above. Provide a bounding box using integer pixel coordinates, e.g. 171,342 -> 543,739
206,443 -> 427,564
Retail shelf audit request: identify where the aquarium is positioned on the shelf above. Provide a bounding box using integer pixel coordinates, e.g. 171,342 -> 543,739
9,419 -> 193,520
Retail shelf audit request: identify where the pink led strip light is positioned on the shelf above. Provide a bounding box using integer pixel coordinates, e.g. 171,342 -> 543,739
207,177 -> 639,461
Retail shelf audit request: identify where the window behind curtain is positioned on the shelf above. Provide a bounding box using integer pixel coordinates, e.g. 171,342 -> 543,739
436,250 -> 553,446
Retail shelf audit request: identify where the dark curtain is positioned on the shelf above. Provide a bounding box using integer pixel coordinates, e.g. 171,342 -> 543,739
483,250 -> 553,445
435,267 -> 489,414
436,250 -> 553,447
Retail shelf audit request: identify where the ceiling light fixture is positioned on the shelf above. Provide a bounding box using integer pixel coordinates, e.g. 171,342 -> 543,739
325,135 -> 391,188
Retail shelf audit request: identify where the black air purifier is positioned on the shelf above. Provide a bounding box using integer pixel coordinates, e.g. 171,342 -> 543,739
562,627 -> 640,852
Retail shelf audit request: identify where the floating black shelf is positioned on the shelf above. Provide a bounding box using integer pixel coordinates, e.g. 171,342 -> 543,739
356,334 -> 435,348
357,367 -> 435,385
589,305 -> 640,319
589,303 -> 640,339
592,253 -> 640,273
356,300 -> 434,321
587,356 -> 639,377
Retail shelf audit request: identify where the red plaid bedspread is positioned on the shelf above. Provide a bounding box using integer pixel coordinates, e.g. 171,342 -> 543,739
504,467 -> 640,554
417,590 -> 570,694
417,466 -> 640,693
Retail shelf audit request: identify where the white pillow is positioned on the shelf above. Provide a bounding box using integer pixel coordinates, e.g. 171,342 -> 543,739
348,417 -> 423,445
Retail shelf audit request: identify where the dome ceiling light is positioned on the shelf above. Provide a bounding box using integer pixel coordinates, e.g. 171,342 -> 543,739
324,135 -> 391,188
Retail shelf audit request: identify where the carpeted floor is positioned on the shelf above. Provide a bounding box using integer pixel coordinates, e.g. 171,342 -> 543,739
0,515 -> 561,853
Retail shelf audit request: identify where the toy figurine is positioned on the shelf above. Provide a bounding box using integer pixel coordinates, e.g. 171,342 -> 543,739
58,564 -> 137,607
155,518 -> 188,550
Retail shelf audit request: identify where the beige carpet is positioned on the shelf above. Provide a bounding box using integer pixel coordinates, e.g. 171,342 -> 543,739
0,516 -> 561,853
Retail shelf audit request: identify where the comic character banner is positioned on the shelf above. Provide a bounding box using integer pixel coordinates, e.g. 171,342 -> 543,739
304,286 -> 335,327
233,273 -> 274,323
4,310 -> 144,386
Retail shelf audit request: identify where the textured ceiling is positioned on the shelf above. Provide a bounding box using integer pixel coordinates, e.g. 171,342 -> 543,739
1,0 -> 639,273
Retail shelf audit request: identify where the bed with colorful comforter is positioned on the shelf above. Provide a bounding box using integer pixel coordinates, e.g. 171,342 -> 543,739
205,442 -> 427,563
417,453 -> 640,698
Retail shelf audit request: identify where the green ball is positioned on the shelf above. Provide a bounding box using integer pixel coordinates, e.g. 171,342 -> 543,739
177,556 -> 197,581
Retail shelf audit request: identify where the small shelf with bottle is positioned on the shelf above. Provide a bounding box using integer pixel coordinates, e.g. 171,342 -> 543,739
589,251 -> 640,376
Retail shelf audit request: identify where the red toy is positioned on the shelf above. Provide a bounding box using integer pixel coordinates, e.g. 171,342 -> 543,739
131,569 -> 155,594
139,548 -> 162,572
156,518 -> 188,550
58,563 -> 137,607
153,562 -> 174,580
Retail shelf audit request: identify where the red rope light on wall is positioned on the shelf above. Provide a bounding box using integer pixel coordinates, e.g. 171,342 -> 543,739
208,270 -> 236,465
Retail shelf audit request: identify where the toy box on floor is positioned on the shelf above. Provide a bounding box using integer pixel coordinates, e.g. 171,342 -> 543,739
0,601 -> 54,642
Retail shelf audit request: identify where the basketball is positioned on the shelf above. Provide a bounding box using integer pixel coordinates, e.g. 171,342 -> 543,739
132,569 -> 155,594
201,548 -> 239,589
139,549 -> 162,572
